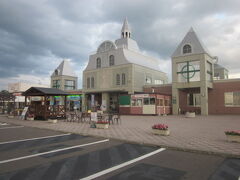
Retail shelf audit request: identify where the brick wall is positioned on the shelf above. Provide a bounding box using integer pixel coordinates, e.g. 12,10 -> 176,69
143,80 -> 240,115
209,80 -> 240,114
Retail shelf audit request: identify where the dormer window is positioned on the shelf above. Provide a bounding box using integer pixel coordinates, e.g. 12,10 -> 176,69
54,69 -> 59,76
183,44 -> 192,54
96,58 -> 101,68
109,55 -> 115,66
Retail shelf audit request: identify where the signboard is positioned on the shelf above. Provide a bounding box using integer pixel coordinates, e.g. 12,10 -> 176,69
15,96 -> 25,102
101,100 -> 107,111
20,107 -> 28,120
131,94 -> 149,99
67,95 -> 81,101
54,96 -> 61,100
91,112 -> 97,122
119,95 -> 130,105
31,96 -> 42,101
13,92 -> 22,96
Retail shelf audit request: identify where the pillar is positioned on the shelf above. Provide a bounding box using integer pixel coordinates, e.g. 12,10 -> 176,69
172,85 -> 180,115
102,92 -> 109,112
200,86 -> 208,115
81,93 -> 85,112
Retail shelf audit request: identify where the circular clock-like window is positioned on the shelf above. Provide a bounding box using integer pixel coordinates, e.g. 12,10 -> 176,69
97,41 -> 116,53
181,64 -> 195,79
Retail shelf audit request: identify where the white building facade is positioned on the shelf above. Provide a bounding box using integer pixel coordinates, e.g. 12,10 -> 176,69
83,18 -> 168,112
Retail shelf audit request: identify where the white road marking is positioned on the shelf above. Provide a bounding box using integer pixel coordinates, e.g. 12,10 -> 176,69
0,133 -> 71,145
80,148 -> 166,180
0,139 -> 109,164
0,126 -> 24,130
0,122 -> 9,126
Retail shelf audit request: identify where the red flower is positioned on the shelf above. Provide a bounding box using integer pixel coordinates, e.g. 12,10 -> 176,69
96,121 -> 108,124
152,124 -> 168,130
225,130 -> 240,136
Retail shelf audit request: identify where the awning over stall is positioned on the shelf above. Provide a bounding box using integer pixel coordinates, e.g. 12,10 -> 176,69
23,87 -> 68,120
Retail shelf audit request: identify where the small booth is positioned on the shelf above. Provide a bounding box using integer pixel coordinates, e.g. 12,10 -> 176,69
23,87 -> 68,120
119,94 -> 171,115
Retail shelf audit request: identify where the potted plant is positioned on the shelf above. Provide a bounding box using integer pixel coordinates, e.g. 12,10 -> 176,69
225,131 -> 240,143
48,116 -> 58,123
152,124 -> 170,136
95,121 -> 109,129
48,119 -> 58,123
185,111 -> 195,118
26,114 -> 34,121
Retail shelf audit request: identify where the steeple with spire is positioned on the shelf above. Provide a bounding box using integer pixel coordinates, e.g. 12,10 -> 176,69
121,17 -> 131,38
114,18 -> 139,51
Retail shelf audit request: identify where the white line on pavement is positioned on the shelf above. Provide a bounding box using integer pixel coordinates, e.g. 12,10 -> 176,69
80,148 -> 166,180
0,133 -> 71,145
0,122 -> 9,126
0,126 -> 24,130
0,139 -> 109,164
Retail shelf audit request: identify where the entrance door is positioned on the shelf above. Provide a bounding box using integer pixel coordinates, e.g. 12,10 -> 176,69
143,97 -> 156,114
109,93 -> 119,113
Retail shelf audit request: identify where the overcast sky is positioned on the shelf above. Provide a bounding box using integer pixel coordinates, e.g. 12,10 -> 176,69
0,0 -> 240,90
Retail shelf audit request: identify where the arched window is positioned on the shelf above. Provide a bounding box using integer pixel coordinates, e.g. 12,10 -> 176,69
91,77 -> 94,88
126,32 -> 128,38
87,78 -> 90,88
109,55 -> 115,66
183,44 -> 192,54
96,58 -> 101,68
122,73 -> 126,85
122,32 -> 124,38
116,74 -> 120,85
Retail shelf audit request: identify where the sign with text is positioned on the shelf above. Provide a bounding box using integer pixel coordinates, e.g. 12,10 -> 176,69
20,106 -> 28,120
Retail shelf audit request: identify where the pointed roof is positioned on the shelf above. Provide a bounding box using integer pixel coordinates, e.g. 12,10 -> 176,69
121,17 -> 131,32
23,87 -> 68,96
51,60 -> 77,77
172,27 -> 211,57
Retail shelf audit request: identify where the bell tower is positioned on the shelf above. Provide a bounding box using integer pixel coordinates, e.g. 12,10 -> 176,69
121,17 -> 131,38
171,28 -> 214,115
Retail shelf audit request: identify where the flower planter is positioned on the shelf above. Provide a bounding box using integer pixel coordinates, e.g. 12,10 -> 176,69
26,117 -> 34,121
48,119 -> 58,123
185,112 -> 195,118
226,135 -> 240,143
96,123 -> 109,129
152,129 -> 170,136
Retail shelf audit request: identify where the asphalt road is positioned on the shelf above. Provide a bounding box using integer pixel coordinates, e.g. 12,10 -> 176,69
0,121 -> 239,180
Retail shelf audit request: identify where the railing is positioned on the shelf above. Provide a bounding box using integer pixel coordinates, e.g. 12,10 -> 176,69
29,105 -> 66,120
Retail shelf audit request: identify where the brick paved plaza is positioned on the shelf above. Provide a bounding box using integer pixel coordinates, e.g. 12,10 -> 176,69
1,115 -> 240,157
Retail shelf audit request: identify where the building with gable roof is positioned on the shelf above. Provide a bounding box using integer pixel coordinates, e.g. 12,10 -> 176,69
171,27 -> 215,115
82,18 -> 168,112
51,59 -> 78,91
144,27 -> 240,115
51,60 -> 82,111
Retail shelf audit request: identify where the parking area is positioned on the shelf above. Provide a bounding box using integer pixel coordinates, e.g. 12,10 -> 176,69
0,122 -> 239,180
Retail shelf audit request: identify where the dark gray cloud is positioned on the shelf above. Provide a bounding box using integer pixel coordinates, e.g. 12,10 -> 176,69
0,0 -> 240,89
